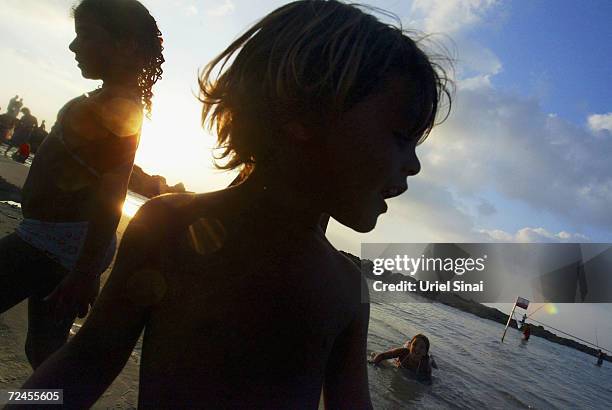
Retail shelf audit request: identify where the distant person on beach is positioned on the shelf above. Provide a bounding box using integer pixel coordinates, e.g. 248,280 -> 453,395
11,142 -> 31,163
5,107 -> 38,156
7,95 -> 23,118
520,313 -> 527,329
18,1 -> 451,407
369,334 -> 438,381
29,121 -> 49,153
0,0 -> 164,369
522,323 -> 531,341
596,349 -> 605,366
0,112 -> 18,148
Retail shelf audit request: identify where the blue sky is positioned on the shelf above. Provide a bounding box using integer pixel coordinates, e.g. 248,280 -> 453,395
482,0 -> 612,125
1,0 -> 611,349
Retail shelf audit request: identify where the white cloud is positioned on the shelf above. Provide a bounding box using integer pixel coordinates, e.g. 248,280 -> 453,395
0,0 -> 73,38
416,77 -> 612,231
186,5 -> 198,16
588,113 -> 612,133
402,0 -> 503,84
408,0 -> 499,34
206,0 -> 235,17
479,227 -> 590,243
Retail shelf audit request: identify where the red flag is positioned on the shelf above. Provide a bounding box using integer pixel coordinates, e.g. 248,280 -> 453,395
516,297 -> 530,309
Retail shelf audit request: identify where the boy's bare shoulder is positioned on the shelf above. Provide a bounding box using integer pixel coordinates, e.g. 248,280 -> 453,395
127,192 -> 225,258
131,193 -> 200,230
121,193 -> 194,248
335,250 -> 367,286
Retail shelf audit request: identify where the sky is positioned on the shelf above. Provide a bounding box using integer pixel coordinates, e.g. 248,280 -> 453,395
1,0 -> 611,349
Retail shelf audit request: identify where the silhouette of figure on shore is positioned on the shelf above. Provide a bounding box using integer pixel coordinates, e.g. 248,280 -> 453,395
520,313 -> 527,329
0,111 -> 18,148
4,107 -> 38,156
7,95 -> 23,118
597,349 -> 605,366
522,324 -> 531,341
11,141 -> 31,163
29,120 -> 49,153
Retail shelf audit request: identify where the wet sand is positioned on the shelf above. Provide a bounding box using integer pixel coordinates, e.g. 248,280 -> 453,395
0,156 -> 140,408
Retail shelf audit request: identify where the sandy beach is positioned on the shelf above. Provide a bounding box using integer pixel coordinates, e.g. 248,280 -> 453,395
0,156 -> 140,408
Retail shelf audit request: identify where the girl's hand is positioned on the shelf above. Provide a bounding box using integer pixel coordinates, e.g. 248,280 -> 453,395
368,352 -> 380,364
44,271 -> 100,321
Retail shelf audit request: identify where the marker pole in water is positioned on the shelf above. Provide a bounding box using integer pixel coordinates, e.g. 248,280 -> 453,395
501,297 -> 519,343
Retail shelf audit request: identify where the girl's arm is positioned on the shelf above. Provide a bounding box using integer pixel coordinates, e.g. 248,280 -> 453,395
44,95 -> 142,319
369,348 -> 407,364
12,203 -> 163,409
430,355 -> 438,369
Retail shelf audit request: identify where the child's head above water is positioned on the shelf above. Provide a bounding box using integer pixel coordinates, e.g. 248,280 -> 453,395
405,334 -> 430,359
200,0 -> 452,232
71,0 -> 165,115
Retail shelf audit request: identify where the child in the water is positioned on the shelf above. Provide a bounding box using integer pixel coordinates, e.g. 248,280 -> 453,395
20,1 -> 450,407
369,334 -> 437,380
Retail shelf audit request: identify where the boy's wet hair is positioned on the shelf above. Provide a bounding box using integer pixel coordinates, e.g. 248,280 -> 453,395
73,0 -> 165,116
199,0 -> 452,173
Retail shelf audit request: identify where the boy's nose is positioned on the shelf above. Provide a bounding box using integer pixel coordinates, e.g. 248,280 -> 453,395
69,38 -> 77,53
402,150 -> 421,176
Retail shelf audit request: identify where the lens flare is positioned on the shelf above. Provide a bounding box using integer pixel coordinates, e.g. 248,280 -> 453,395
544,303 -> 558,315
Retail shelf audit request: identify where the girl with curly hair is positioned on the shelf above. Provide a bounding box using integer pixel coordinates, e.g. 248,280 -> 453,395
0,0 -> 164,369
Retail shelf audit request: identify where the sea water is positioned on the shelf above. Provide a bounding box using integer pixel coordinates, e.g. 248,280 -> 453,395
367,298 -> 612,409
99,194 -> 612,408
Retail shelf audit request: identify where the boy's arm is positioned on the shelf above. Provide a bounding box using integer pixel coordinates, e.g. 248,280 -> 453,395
13,204 -> 161,409
323,302 -> 373,410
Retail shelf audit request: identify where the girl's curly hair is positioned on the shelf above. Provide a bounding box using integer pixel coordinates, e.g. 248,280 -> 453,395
73,0 -> 164,116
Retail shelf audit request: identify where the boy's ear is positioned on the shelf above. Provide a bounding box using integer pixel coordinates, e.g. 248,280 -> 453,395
283,122 -> 312,142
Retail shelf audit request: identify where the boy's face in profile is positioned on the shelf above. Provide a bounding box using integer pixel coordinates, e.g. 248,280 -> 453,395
319,75 -> 422,233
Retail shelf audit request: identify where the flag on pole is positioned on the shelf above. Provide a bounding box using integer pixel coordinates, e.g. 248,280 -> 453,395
516,297 -> 530,309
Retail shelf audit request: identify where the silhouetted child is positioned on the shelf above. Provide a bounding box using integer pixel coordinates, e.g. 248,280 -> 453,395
0,0 -> 163,369
522,323 -> 531,341
369,334 -> 437,381
19,1 -> 451,407
597,349 -> 605,366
